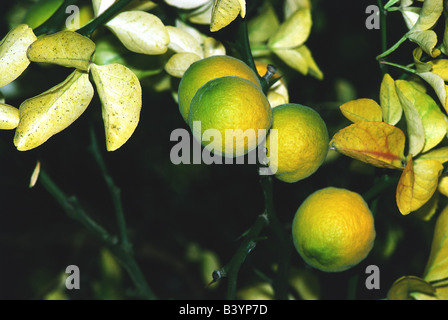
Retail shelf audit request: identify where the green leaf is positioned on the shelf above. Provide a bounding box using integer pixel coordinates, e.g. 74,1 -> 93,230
272,45 -> 322,79
408,30 -> 441,58
379,73 -> 402,125
90,63 -> 142,151
106,11 -> 170,55
268,8 -> 311,49
27,31 -> 95,71
14,70 -> 94,151
248,2 -> 280,43
0,103 -> 20,130
395,80 -> 447,155
0,24 -> 37,88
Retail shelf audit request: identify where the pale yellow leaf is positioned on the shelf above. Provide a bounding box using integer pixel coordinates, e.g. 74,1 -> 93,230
387,276 -> 436,300
268,8 -> 312,49
165,52 -> 201,78
248,2 -> 280,43
106,11 -> 170,55
408,30 -> 441,58
27,31 -> 95,71
272,45 -> 322,79
202,37 -> 226,57
166,26 -> 203,57
0,24 -> 37,88
210,0 -> 246,32
0,103 -> 20,130
417,71 -> 448,112
410,0 -> 443,33
165,0 -> 210,9
401,6 -> 421,29
14,70 -> 94,151
90,63 -> 142,151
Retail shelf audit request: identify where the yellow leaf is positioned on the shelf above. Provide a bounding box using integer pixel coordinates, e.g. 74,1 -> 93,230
329,121 -> 406,169
379,73 -> 402,125
429,59 -> 448,81
417,71 -> 448,113
14,70 -> 94,151
0,103 -> 20,130
90,63 -> 142,151
0,24 -> 37,88
268,8 -> 311,49
210,0 -> 246,32
387,276 -> 436,300
166,26 -> 203,57
165,52 -> 201,78
395,80 -> 448,155
339,98 -> 382,123
396,157 -> 443,215
27,31 -> 95,71
412,47 -> 432,73
106,11 -> 170,55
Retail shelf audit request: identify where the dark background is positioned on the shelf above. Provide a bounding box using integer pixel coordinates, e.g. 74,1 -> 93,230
0,0 -> 439,300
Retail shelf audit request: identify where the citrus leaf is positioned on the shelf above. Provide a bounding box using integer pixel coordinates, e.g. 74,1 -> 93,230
268,8 -> 311,49
418,146 -> 448,163
429,59 -> 448,81
166,26 -> 203,57
401,6 -> 421,29
412,47 -> 432,73
27,31 -> 95,71
0,24 -> 37,88
408,30 -> 441,58
165,52 -> 201,78
165,0 -> 210,9
106,11 -> 170,55
380,73 -> 402,125
202,37 -> 226,57
0,103 -> 20,130
417,71 -> 448,113
284,0 -> 311,19
410,0 -> 443,33
14,70 -> 94,151
272,45 -> 322,79
210,0 -> 246,32
396,157 -> 443,215
248,2 -> 280,43
339,98 -> 382,123
92,0 -> 115,17
329,121 -> 406,169
395,80 -> 447,155
90,63 -> 142,151
387,276 -> 436,300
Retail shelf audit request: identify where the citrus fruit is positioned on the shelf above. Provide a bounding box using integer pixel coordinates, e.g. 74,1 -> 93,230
265,103 -> 328,183
188,76 -> 272,157
292,187 -> 376,272
178,55 -> 262,122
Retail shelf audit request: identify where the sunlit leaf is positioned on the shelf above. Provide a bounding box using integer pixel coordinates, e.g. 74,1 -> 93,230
188,1 -> 213,25
429,59 -> 448,81
165,52 -> 201,78
395,80 -> 447,155
14,70 -> 94,151
268,8 -> 311,49
438,176 -> 448,198
92,0 -> 115,17
410,0 -> 443,33
380,73 -> 402,125
329,121 -> 406,169
248,2 -> 280,43
408,30 -> 441,58
272,45 -> 322,79
27,31 -> 95,71
90,63 -> 142,151
210,0 -> 246,32
0,103 -> 20,130
284,0 -> 311,19
339,98 -> 382,123
166,26 -> 203,57
106,11 -> 170,55
0,24 -> 37,88
387,276 -> 436,300
396,157 -> 443,215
